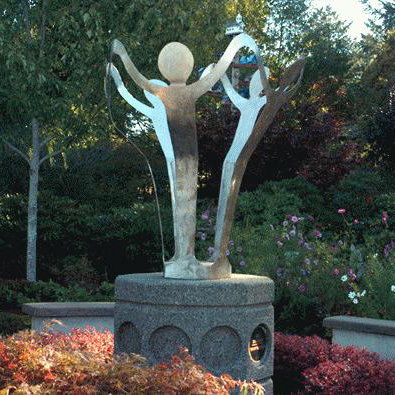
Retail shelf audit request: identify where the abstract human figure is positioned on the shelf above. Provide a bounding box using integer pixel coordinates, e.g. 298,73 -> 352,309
211,58 -> 306,267
111,34 -> 259,279
200,65 -> 269,264
107,64 -> 178,244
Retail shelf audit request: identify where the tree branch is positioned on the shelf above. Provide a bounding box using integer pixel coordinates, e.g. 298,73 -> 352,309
39,149 -> 62,166
39,135 -> 53,148
39,0 -> 47,59
1,137 -> 30,164
23,0 -> 32,43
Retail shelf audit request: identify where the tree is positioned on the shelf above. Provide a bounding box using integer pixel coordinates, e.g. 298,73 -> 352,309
1,0 -> 269,280
0,1 -> 66,282
355,1 -> 395,168
198,2 -> 357,193
0,0 -> 113,281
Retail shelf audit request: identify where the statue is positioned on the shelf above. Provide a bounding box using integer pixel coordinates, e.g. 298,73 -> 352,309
107,33 -> 305,280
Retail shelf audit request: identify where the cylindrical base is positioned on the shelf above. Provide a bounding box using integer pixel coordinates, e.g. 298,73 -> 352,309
114,273 -> 274,393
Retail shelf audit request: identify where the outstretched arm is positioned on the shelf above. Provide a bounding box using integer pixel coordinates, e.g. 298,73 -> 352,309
220,72 -> 247,110
111,39 -> 161,94
280,57 -> 306,98
107,63 -> 153,118
189,33 -> 260,99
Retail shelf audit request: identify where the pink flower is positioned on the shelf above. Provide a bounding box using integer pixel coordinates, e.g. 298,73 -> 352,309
338,208 -> 346,215
291,216 -> 298,223
297,284 -> 306,293
383,211 -> 389,224
333,268 -> 340,276
312,229 -> 322,238
348,268 -> 357,281
353,219 -> 359,224
329,245 -> 337,252
201,210 -> 210,220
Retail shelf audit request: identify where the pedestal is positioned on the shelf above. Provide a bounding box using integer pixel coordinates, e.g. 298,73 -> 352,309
114,273 -> 274,393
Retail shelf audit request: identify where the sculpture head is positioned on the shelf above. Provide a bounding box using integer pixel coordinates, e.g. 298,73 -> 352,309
158,42 -> 194,84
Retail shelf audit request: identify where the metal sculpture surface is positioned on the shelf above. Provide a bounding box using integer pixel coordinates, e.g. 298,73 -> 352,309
108,33 -> 305,280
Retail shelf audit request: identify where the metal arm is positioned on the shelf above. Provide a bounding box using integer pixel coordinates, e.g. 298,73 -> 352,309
189,33 -> 260,99
111,39 -> 161,94
107,63 -> 153,118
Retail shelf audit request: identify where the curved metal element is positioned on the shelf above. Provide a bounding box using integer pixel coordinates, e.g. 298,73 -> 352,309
211,57 -> 306,266
190,33 -> 260,99
108,65 -> 178,258
110,34 -> 262,279
211,68 -> 267,263
108,33 -> 305,279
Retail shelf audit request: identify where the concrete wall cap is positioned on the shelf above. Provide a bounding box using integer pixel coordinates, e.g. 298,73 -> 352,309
115,272 -> 274,306
323,315 -> 395,336
22,302 -> 114,317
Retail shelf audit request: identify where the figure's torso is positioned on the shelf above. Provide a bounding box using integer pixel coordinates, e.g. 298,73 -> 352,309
156,85 -> 197,161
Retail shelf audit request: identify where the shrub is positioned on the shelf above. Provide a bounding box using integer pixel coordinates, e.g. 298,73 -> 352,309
0,313 -> 30,336
0,191 -> 174,281
274,332 -> 395,395
0,280 -> 114,310
328,168 -> 395,233
227,209 -> 395,335
237,177 -> 324,226
0,328 -> 263,395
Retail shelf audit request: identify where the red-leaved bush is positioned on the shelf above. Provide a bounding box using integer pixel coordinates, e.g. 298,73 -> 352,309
274,332 -> 395,394
0,326 -> 263,395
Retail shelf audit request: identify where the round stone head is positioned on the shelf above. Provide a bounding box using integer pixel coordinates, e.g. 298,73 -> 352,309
158,42 -> 194,84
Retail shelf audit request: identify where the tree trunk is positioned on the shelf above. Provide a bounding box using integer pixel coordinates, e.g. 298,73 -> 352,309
26,118 -> 40,282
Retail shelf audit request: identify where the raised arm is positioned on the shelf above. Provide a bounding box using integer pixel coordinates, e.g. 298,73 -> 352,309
111,39 -> 161,94
220,72 -> 247,110
199,63 -> 243,107
189,33 -> 260,99
107,63 -> 153,118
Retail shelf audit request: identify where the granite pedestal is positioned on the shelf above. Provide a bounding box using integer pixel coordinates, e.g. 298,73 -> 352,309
114,273 -> 274,393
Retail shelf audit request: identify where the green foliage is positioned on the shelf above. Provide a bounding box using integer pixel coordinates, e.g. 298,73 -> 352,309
331,168 -> 387,217
0,190 -> 174,281
0,313 -> 30,336
0,280 -> 114,311
237,177 -> 324,226
327,168 -> 395,241
229,206 -> 395,336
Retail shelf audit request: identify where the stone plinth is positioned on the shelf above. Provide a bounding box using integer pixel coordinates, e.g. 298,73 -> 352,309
324,315 -> 395,362
114,273 -> 274,392
22,302 -> 114,333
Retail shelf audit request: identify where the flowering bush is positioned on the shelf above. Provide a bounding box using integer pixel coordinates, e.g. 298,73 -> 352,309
274,332 -> 395,394
0,327 -> 263,395
226,208 -> 395,335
